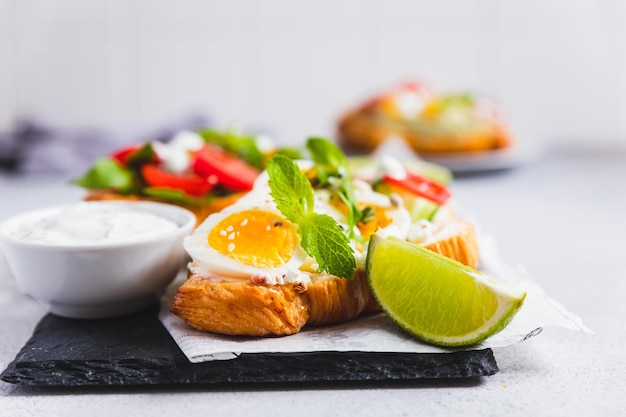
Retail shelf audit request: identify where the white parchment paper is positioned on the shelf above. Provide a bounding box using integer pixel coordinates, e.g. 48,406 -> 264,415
159,235 -> 591,363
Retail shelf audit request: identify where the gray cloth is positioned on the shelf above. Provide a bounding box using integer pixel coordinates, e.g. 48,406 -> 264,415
0,116 -> 210,175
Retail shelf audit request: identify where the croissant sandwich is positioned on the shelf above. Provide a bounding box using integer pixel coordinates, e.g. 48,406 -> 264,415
338,80 -> 512,155
75,129 -> 296,226
170,138 -> 479,337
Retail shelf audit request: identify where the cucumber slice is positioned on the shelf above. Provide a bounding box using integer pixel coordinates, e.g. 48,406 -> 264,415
346,156 -> 453,185
408,196 -> 440,221
373,181 -> 440,221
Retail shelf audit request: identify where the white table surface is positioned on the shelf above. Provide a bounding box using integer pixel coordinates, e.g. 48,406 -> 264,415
1,145 -> 625,416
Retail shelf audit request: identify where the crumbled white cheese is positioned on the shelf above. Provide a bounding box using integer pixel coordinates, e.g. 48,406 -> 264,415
407,219 -> 436,244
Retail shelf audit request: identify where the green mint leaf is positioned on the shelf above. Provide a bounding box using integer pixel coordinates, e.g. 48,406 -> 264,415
306,137 -> 364,240
298,214 -> 356,279
267,149 -> 358,279
266,155 -> 313,222
306,137 -> 347,178
73,158 -> 136,193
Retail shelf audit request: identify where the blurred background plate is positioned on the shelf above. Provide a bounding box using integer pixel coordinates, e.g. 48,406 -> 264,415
417,145 -> 537,175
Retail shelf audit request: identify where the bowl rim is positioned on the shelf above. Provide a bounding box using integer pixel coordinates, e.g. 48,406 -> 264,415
0,200 -> 196,250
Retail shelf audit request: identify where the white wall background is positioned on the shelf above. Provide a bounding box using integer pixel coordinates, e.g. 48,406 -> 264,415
1,0 -> 625,149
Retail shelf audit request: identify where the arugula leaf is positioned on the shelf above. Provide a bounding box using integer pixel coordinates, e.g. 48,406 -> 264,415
73,158 -> 136,193
266,155 -> 312,223
267,154 -> 356,279
199,128 -> 265,169
142,187 -> 215,205
126,142 -> 156,167
298,214 -> 356,279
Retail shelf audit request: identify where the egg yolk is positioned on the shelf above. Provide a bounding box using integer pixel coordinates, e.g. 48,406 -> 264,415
329,198 -> 393,241
208,209 -> 299,268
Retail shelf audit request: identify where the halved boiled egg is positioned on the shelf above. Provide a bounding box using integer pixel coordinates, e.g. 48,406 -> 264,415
184,198 -> 308,280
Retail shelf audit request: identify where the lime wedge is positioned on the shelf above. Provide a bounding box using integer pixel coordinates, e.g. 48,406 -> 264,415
366,234 -> 526,347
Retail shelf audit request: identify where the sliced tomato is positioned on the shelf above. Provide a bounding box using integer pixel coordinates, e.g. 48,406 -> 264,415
397,80 -> 427,94
383,172 -> 451,205
141,164 -> 216,197
192,145 -> 259,191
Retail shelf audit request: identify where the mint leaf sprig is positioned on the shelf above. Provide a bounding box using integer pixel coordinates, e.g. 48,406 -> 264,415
306,137 -> 366,241
267,155 -> 356,279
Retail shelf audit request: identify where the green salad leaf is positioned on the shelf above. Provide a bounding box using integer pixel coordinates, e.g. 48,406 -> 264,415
73,158 -> 136,194
199,128 -> 265,170
125,142 -> 157,167
142,187 -> 215,205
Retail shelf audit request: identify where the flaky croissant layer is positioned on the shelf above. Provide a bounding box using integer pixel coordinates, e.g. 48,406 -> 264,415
171,271 -> 372,336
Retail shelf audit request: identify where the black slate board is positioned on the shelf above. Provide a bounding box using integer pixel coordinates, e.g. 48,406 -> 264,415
1,303 -> 498,387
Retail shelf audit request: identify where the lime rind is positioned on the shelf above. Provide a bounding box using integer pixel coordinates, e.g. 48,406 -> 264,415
365,234 -> 526,347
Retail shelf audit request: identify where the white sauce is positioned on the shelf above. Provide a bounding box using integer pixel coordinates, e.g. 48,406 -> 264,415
380,155 -> 407,180
152,130 -> 205,174
12,203 -> 178,245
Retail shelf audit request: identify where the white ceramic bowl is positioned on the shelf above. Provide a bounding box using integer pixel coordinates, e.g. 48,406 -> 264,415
0,201 -> 196,319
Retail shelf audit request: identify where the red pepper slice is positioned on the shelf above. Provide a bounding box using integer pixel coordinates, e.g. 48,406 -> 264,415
111,145 -> 142,165
141,164 -> 215,197
383,172 -> 451,205
192,145 -> 259,191
111,143 -> 160,166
